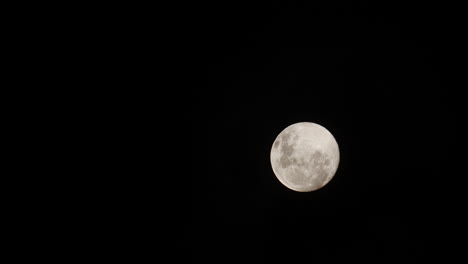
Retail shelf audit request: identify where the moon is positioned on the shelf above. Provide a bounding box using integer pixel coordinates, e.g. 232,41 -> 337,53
270,122 -> 340,192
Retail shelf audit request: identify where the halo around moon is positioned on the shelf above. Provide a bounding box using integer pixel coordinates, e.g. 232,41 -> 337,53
270,122 -> 340,192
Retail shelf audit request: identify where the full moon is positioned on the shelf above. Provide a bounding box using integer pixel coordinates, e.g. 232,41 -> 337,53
270,122 -> 340,192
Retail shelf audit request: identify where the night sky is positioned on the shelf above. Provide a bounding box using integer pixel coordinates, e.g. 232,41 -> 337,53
189,1 -> 458,262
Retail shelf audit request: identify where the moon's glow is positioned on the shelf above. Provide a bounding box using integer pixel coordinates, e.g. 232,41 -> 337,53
270,122 -> 340,192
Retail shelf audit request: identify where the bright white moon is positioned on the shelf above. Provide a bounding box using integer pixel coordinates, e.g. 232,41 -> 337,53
270,122 -> 340,192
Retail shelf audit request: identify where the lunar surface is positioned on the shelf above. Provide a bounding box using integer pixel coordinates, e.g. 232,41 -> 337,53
270,122 -> 340,192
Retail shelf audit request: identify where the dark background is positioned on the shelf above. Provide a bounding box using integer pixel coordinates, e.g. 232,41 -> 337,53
190,1 -> 459,262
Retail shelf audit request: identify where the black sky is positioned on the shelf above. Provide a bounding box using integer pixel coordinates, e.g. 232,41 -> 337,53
190,1 -> 458,262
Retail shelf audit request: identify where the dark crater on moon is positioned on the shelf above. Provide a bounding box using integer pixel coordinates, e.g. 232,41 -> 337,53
279,132 -> 296,169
